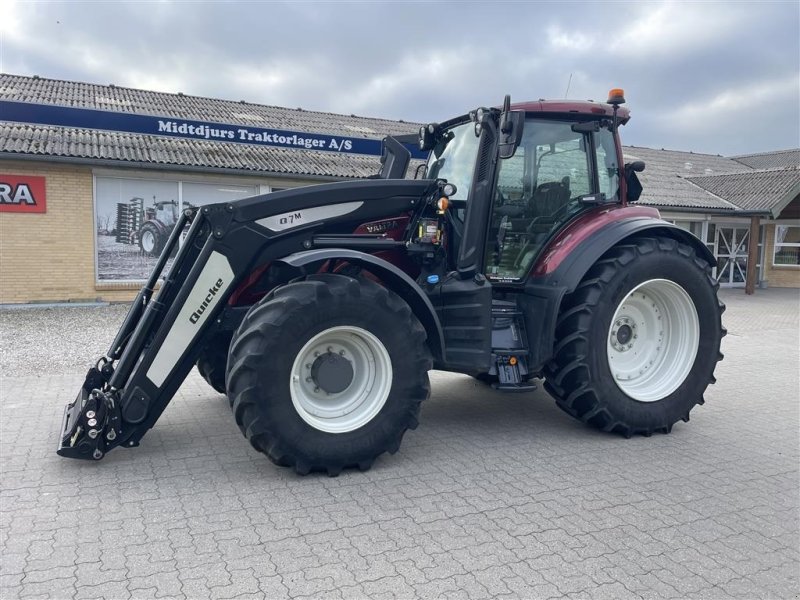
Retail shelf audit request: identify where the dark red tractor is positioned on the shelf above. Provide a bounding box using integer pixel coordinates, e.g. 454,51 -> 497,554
116,198 -> 191,256
137,199 -> 181,256
58,90 -> 725,475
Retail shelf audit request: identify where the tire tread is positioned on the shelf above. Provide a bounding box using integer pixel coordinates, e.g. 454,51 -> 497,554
544,235 -> 725,436
226,274 -> 432,475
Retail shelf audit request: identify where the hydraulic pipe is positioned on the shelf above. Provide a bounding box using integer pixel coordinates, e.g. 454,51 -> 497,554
108,210 -> 203,388
106,210 -> 194,359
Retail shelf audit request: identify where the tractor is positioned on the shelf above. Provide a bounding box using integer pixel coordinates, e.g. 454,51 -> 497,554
137,199 -> 182,256
116,197 -> 189,256
58,90 -> 725,475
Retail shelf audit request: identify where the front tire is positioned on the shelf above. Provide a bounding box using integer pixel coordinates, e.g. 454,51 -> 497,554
544,236 -> 725,437
226,274 -> 432,475
196,333 -> 231,394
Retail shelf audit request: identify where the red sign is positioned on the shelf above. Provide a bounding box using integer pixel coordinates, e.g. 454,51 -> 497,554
0,175 -> 47,213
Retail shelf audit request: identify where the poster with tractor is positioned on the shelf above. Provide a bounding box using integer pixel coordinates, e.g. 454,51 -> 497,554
94,175 -> 183,281
96,195 -> 185,281
115,197 -> 193,256
95,178 -> 257,281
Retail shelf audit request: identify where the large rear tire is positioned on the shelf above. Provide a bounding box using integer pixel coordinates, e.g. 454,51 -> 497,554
544,236 -> 725,437
226,274 -> 432,475
138,222 -> 164,256
196,333 -> 231,394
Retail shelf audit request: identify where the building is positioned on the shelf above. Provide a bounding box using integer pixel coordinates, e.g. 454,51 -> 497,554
624,146 -> 800,291
1,74 -> 798,304
0,74 -> 422,303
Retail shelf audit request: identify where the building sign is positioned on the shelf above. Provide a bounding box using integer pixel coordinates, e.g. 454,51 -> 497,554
0,100 -> 427,159
0,175 -> 47,213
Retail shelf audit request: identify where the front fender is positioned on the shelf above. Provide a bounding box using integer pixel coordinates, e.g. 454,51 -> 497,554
276,248 -> 445,362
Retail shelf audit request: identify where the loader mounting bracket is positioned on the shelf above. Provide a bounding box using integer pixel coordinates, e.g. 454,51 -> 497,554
57,380 -> 123,461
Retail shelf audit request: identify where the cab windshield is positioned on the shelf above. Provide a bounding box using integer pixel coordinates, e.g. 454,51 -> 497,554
424,121 -> 479,201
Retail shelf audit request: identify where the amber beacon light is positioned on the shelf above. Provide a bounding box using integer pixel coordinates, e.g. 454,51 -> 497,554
607,88 -> 626,105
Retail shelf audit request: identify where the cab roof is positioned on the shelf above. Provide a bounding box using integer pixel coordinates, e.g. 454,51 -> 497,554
510,100 -> 631,124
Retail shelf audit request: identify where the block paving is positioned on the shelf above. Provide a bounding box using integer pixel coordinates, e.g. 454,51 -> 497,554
1,288 -> 798,598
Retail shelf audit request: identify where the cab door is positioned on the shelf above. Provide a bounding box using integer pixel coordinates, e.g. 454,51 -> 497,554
483,119 -> 619,283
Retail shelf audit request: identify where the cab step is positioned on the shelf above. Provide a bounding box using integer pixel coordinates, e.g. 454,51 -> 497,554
492,381 -> 538,393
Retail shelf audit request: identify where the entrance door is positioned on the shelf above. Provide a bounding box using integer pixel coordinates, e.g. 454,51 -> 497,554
715,226 -> 749,287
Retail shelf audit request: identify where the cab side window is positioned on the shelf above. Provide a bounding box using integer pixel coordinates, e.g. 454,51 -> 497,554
595,128 -> 620,200
484,120 -> 594,281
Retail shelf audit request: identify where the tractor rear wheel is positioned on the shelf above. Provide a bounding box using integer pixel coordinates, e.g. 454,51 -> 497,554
544,236 -> 725,437
138,222 -> 164,256
196,333 -> 231,394
226,274 -> 432,475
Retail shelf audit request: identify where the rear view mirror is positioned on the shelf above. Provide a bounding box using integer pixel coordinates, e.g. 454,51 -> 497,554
498,95 -> 524,159
377,136 -> 411,179
624,161 -> 645,202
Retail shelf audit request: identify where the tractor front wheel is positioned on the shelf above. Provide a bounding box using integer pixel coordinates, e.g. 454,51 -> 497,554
544,236 -> 725,437
225,274 -> 432,475
196,333 -> 231,394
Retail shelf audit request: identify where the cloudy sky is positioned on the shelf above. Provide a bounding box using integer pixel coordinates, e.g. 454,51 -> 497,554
1,0 -> 798,156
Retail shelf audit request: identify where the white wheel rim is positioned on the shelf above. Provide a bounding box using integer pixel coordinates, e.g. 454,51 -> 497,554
290,326 -> 393,433
607,279 -> 699,402
141,230 -> 155,253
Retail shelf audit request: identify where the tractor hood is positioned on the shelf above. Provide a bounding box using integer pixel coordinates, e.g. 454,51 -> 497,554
233,178 -> 437,223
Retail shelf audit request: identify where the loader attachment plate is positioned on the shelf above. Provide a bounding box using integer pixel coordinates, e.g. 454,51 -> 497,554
57,387 -> 93,459
57,376 -> 122,460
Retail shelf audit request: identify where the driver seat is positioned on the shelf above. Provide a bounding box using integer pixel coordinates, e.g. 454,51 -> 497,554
530,176 -> 570,220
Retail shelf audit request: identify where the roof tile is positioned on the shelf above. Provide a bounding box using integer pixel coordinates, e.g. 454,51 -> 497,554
731,149 -> 800,170
2,74 -> 799,215
687,168 -> 800,216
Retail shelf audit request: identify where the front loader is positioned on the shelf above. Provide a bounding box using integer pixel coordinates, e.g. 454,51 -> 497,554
58,89 -> 725,475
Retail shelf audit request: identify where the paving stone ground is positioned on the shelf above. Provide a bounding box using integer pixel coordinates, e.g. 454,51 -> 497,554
1,288 -> 798,599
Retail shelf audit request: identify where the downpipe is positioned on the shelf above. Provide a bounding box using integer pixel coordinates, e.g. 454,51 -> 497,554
57,208 -> 199,460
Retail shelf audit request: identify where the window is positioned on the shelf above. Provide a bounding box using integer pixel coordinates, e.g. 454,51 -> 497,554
671,220 -> 704,239
95,176 -> 256,282
425,121 -> 480,202
774,225 -> 800,266
182,182 -> 256,207
484,119 -> 594,281
595,128 -> 619,200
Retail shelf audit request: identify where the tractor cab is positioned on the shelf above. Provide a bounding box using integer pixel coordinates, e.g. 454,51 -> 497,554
420,92 -> 635,284
146,199 -> 180,228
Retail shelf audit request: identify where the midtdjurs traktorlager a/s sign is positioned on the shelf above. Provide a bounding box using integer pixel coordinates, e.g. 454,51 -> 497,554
0,175 -> 47,213
0,100 -> 426,159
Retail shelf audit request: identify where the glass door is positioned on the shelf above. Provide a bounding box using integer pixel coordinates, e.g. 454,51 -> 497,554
715,226 -> 750,287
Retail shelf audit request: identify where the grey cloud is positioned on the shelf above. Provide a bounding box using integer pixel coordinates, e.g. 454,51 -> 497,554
2,0 -> 797,155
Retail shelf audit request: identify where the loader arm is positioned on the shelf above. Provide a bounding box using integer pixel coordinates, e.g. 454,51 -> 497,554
58,179 -> 437,460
